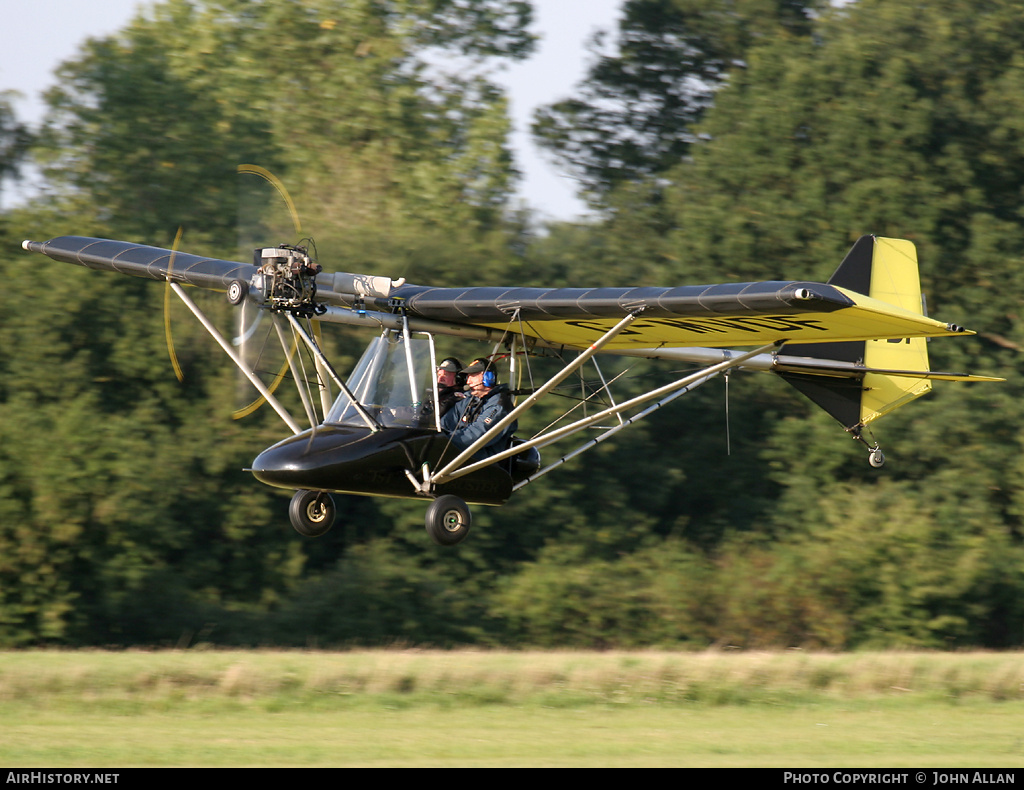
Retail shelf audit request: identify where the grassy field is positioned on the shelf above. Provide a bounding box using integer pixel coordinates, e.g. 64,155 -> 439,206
2,649 -> 1023,767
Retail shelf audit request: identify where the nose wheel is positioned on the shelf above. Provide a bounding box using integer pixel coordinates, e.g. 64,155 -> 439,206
289,489 -> 337,537
425,494 -> 472,546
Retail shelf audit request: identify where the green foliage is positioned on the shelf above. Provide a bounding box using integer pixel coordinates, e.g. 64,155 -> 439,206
263,539 -> 484,647
533,0 -> 824,199
492,540 -> 718,648
4,0 -> 1024,651
660,0 -> 1024,292
34,0 -> 533,245
0,0 -> 537,647
500,0 -> 1024,650
777,480 -> 1024,649
0,91 -> 32,193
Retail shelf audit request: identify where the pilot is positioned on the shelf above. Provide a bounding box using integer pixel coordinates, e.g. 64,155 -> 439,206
441,357 -> 516,460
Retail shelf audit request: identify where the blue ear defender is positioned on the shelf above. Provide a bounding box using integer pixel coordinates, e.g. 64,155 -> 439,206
483,369 -> 497,388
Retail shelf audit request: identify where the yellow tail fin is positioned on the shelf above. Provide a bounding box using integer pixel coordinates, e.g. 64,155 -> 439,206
858,237 -> 932,426
779,236 -> 932,432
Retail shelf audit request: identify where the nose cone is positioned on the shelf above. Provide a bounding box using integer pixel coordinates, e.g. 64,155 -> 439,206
251,426 -> 369,489
249,424 -> 400,492
251,434 -> 312,489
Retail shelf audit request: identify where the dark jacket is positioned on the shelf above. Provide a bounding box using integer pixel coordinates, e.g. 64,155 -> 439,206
420,383 -> 463,426
436,384 -> 463,418
441,384 -> 516,460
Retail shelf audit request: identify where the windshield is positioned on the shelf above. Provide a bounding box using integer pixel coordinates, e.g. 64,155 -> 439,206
326,332 -> 437,429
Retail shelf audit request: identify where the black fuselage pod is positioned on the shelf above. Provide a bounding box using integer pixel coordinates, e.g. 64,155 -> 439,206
250,425 -> 514,506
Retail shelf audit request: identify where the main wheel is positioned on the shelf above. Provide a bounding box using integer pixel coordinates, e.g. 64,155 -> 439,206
289,489 -> 336,537
425,495 -> 472,546
868,447 -> 885,468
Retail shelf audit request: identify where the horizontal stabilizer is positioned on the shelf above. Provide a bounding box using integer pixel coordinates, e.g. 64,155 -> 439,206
772,356 -> 1004,382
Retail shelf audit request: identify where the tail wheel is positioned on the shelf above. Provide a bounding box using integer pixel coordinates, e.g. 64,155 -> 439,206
425,495 -> 472,546
289,489 -> 336,537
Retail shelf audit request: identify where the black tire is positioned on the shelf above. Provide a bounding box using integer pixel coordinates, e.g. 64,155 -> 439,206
227,279 -> 248,305
425,495 -> 472,546
289,489 -> 336,537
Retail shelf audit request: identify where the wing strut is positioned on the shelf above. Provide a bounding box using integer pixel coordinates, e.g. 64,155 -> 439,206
430,311 -> 643,485
169,282 -> 303,435
283,313 -> 381,432
272,315 -> 320,431
438,341 -> 779,487
513,364 -> 711,490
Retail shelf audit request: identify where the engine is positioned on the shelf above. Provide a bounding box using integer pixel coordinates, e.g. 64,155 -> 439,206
250,245 -> 326,317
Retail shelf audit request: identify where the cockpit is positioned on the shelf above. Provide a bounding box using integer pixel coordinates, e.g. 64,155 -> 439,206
326,330 -> 443,430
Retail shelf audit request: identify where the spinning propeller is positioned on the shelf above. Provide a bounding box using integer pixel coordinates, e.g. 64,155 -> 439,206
163,164 -> 319,421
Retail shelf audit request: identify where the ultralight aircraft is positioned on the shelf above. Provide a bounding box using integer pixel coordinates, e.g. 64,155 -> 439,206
21,232 -> 1002,545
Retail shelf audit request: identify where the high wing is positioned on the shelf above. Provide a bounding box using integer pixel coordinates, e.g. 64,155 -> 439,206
386,235 -> 979,349
25,233 -> 971,351
391,277 -> 960,349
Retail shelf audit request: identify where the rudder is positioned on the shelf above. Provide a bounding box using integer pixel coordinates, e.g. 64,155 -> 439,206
858,237 -> 931,425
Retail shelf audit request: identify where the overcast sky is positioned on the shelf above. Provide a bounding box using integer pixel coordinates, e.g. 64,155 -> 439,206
1,0 -> 623,220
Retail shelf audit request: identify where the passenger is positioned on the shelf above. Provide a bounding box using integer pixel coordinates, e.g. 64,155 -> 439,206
442,357 -> 516,460
434,357 -> 464,418
419,357 -> 464,426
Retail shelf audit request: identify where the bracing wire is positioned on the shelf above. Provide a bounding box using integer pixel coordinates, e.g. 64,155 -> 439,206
724,370 -> 731,456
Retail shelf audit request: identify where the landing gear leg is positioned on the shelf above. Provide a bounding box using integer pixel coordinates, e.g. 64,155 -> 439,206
425,494 -> 472,546
851,428 -> 885,468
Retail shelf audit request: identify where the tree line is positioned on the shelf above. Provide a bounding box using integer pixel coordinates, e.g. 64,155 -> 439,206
1,0 -> 1021,649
